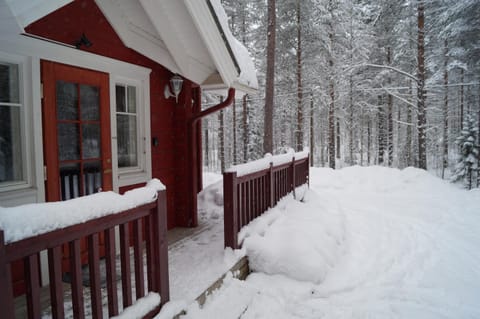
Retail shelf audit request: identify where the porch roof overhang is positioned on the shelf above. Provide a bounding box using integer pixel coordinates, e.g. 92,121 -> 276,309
2,0 -> 257,95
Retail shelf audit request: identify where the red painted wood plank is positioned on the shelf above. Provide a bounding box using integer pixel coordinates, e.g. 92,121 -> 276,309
120,223 -> 132,308
0,230 -> 14,319
48,246 -> 64,319
88,233 -> 103,319
145,216 -> 155,292
133,219 -> 145,299
25,254 -> 41,319
69,239 -> 84,319
104,228 -> 118,317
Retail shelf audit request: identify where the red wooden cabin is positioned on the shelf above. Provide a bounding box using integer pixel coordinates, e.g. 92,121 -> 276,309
0,0 -> 256,297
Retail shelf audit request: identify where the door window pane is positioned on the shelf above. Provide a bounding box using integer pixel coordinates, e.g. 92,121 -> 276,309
59,163 -> 81,200
0,63 -> 19,103
80,84 -> 99,121
0,105 -> 23,183
82,124 -> 100,159
58,123 -> 80,161
56,81 -> 78,120
84,161 -> 102,195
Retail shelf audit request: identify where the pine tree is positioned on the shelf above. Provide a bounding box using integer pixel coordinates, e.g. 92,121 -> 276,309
452,114 -> 479,189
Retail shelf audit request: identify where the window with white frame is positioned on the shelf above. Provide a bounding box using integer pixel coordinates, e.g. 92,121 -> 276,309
115,84 -> 139,169
0,60 -> 24,188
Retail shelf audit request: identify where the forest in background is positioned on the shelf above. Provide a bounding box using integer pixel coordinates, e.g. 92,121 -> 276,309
202,0 -> 480,188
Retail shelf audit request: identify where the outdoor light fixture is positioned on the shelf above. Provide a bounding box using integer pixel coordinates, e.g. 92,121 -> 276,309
75,33 -> 92,49
164,74 -> 183,103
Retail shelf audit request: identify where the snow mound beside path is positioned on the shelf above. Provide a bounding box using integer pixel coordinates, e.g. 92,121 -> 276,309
240,189 -> 346,284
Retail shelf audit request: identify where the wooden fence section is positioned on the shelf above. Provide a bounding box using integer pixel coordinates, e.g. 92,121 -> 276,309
224,155 -> 309,249
0,190 -> 169,319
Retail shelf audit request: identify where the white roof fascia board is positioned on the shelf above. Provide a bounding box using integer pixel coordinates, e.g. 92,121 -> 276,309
139,0 -> 192,77
96,0 -> 181,75
5,0 -> 73,28
183,0 -> 239,89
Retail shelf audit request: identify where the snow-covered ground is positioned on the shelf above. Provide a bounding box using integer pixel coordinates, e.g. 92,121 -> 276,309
175,166 -> 480,319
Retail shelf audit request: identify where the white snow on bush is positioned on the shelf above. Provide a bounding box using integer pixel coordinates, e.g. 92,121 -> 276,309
180,166 -> 480,319
111,292 -> 160,319
0,178 -> 165,243
241,189 -> 345,284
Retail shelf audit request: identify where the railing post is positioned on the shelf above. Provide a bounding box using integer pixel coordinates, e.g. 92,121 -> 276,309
269,163 -> 275,207
291,157 -> 296,199
223,172 -> 238,249
0,230 -> 15,319
307,155 -> 310,187
152,190 -> 169,305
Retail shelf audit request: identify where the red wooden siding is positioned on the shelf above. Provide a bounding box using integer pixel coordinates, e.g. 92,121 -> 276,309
25,0 -> 201,230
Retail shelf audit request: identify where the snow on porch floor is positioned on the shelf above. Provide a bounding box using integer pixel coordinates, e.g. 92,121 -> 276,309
167,172 -> 241,302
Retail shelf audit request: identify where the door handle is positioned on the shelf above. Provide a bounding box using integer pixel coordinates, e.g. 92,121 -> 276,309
104,169 -> 112,174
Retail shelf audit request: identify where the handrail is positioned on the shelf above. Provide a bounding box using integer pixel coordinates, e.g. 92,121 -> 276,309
0,190 -> 169,319
223,154 -> 309,249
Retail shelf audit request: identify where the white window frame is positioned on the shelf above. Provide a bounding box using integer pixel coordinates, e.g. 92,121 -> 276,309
0,52 -> 33,194
111,75 -> 151,188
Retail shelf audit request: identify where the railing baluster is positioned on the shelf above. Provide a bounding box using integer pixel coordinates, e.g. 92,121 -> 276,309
25,254 -> 41,319
0,230 -> 14,319
88,233 -> 102,319
120,223 -> 132,308
48,246 -> 64,319
145,216 -> 155,292
223,172 -> 238,249
133,219 -> 145,299
104,227 -> 118,317
236,184 -> 242,232
69,239 -> 84,319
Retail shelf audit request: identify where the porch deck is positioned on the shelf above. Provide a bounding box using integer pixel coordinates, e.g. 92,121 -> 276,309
13,220 -> 231,318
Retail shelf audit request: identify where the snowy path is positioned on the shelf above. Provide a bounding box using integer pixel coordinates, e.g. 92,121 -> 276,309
176,166 -> 480,319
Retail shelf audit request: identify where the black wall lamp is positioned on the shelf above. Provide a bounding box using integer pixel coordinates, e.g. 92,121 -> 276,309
75,33 -> 92,49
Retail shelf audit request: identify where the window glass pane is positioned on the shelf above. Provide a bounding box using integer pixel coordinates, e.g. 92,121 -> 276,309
80,84 -> 99,121
116,85 -> 126,112
117,114 -> 137,168
127,86 -> 136,113
58,123 -> 80,161
0,63 -> 20,103
82,124 -> 100,159
0,105 -> 23,183
57,81 -> 78,120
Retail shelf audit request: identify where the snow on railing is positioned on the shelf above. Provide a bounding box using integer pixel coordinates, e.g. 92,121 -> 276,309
223,151 -> 310,249
0,180 -> 169,319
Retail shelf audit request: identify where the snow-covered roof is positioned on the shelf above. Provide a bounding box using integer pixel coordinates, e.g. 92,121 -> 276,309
2,0 -> 257,94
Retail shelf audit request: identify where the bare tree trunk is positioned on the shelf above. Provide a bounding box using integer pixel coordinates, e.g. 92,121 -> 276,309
327,0 -> 335,169
232,99 -> 237,165
349,75 -> 354,165
442,39 -> 449,179
417,1 -> 427,170
378,95 -> 386,165
387,47 -> 393,167
242,95 -> 248,162
460,68 -> 465,130
264,0 -> 276,154
406,81 -> 413,167
295,0 -> 303,151
360,109 -> 364,165
204,119 -> 209,169
219,107 -> 225,173
367,116 -> 371,165
336,119 -> 341,160
320,120 -> 325,167
310,93 -> 314,166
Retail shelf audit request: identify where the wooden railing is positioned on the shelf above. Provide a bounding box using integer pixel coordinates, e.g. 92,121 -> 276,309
223,153 -> 309,249
0,190 -> 169,319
